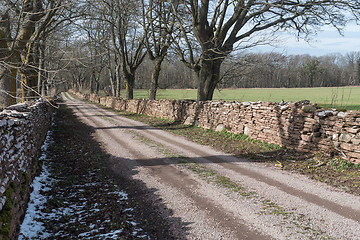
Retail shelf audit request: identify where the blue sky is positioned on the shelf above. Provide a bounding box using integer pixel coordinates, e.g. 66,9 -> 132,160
249,24 -> 360,56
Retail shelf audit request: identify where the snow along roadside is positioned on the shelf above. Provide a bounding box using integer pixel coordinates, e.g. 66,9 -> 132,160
18,130 -> 54,239
18,112 -> 148,239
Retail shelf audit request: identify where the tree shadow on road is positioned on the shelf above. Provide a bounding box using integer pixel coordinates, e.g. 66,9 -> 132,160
56,104 -> 192,239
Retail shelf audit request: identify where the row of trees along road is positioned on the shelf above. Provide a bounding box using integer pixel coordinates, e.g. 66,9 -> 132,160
0,0 -> 84,107
1,1 -> 360,107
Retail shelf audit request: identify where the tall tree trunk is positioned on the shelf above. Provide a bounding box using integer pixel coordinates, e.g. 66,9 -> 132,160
41,80 -> 46,96
20,61 -> 38,100
19,1 -> 45,101
1,0 -> 45,106
0,13 -> 17,106
95,77 -> 100,94
109,68 -> 116,96
21,52 -> 39,100
197,57 -> 223,101
115,64 -> 121,97
149,57 -> 163,100
90,71 -> 94,93
37,43 -> 45,96
123,73 -> 135,100
0,67 -> 17,107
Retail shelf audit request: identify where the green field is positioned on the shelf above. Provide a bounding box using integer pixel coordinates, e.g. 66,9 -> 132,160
115,86 -> 360,110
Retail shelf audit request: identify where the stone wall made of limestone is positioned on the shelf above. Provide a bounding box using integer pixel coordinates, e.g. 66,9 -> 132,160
0,101 -> 53,240
68,90 -> 360,163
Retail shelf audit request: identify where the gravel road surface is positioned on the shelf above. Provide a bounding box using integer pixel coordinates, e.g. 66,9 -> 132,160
61,92 -> 360,239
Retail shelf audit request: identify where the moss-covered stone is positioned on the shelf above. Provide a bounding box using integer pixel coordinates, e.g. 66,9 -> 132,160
20,172 -> 30,197
0,183 -> 14,240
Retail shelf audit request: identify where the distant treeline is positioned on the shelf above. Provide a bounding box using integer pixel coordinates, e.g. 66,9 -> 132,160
132,52 -> 360,90
220,52 -> 360,88
65,51 -> 360,94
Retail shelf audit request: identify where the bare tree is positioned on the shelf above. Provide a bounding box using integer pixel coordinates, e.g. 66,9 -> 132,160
344,52 -> 360,85
0,0 -> 82,107
94,0 -> 147,100
142,0 -> 179,100
0,0 -> 46,106
170,0 -> 360,100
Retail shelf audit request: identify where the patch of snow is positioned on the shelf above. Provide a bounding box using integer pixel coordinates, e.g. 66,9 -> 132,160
109,190 -> 128,200
17,121 -> 148,239
136,234 -> 149,238
78,229 -> 99,238
0,186 -> 5,194
129,221 -> 137,226
97,229 -> 123,239
132,228 -> 148,239
0,197 -> 6,210
53,207 -> 73,216
18,131 -> 54,240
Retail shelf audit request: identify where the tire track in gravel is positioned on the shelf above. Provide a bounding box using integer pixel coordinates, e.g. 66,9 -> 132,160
62,93 -> 269,240
70,94 -> 360,223
62,92 -> 360,239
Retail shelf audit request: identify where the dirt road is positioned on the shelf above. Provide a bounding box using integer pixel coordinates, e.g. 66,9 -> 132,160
61,92 -> 360,239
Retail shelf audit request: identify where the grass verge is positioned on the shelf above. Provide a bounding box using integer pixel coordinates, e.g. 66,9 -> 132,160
129,129 -> 330,239
112,110 -> 360,196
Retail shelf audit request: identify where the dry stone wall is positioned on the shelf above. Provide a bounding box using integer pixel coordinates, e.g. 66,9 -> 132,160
0,101 -> 53,240
69,90 -> 360,163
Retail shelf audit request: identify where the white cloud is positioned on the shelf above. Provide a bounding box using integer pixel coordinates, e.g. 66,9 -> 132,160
249,24 -> 360,56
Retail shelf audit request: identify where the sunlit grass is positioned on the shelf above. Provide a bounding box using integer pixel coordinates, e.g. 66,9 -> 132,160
100,86 -> 360,110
